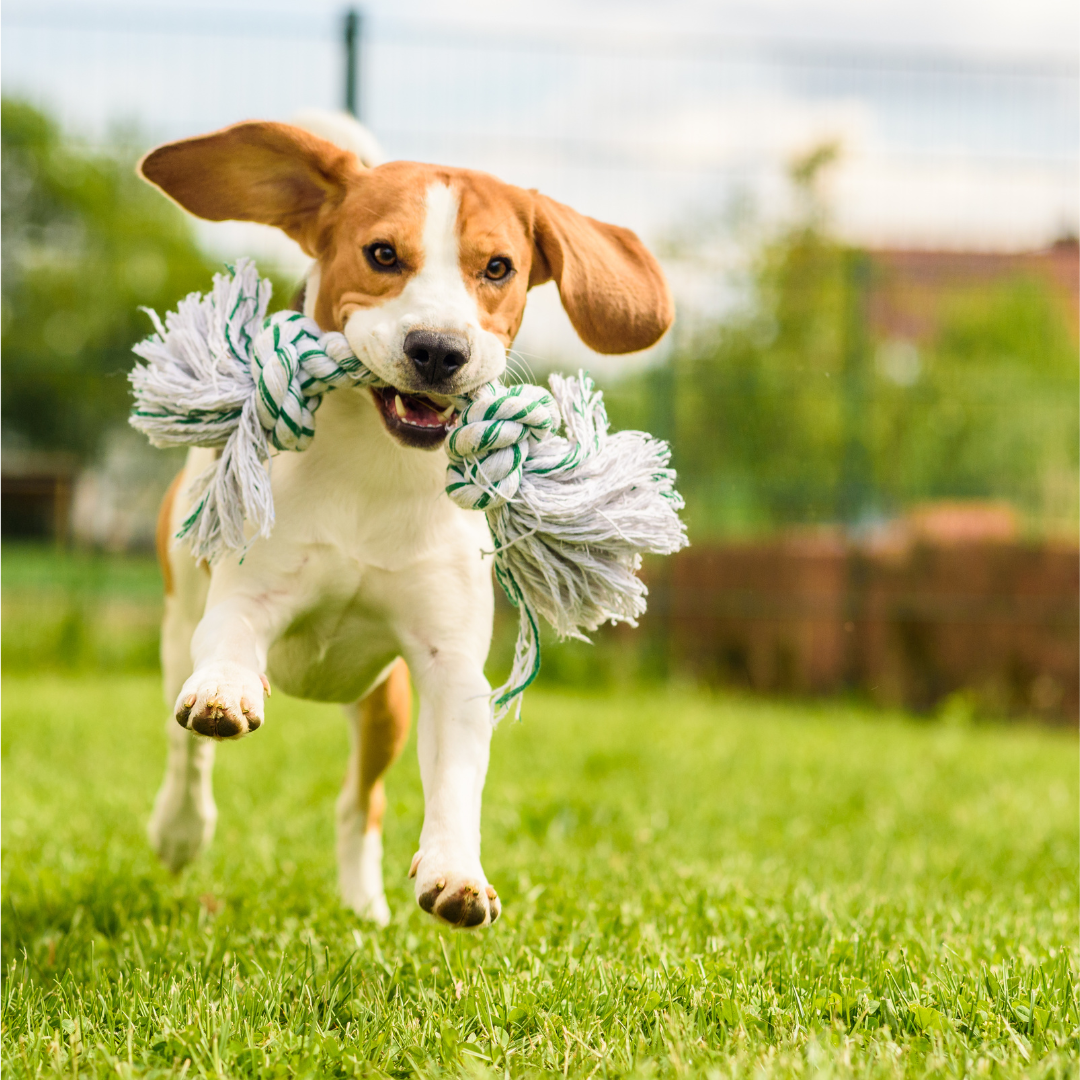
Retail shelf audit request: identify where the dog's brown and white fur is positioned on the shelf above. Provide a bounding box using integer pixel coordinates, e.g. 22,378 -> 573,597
141,116 -> 673,928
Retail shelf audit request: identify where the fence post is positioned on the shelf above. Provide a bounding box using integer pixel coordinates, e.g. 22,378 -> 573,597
646,352 -> 679,682
838,248 -> 874,527
838,248 -> 874,689
343,8 -> 363,119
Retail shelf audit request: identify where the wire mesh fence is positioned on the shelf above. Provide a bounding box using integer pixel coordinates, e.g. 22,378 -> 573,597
3,4 -> 1077,250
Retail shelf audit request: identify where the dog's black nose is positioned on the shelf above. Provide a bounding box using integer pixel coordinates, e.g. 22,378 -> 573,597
403,329 -> 470,383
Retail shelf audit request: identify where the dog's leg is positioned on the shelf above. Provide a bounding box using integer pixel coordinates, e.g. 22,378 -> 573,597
175,565 -> 304,739
173,595 -> 273,738
148,708 -> 217,873
337,658 -> 412,925
407,653 -> 501,928
148,471 -> 217,871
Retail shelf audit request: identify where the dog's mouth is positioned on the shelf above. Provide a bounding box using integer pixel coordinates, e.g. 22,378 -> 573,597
371,386 -> 459,450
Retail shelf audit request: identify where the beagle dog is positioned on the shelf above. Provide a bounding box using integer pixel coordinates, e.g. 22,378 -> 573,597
141,116 -> 673,928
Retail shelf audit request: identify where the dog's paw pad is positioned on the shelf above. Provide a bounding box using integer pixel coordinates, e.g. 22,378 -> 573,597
175,664 -> 266,740
417,876 -> 445,913
435,883 -> 488,927
412,857 -> 499,928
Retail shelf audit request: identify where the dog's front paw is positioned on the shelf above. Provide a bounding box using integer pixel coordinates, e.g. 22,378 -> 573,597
409,849 -> 500,928
175,663 -> 267,739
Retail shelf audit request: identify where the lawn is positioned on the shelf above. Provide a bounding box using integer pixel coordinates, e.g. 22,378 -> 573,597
1,672 -> 1076,1078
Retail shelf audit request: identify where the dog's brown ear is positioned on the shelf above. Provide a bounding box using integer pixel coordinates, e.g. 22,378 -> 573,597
529,193 -> 674,354
138,121 -> 362,255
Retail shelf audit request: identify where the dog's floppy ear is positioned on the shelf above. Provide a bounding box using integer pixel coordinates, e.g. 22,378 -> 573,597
529,193 -> 674,354
138,121 -> 362,255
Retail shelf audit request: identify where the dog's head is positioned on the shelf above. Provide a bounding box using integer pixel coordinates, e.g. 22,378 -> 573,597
139,121 -> 673,449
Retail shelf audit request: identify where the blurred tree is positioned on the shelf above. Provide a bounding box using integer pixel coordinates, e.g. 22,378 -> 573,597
604,146 -> 1079,539
606,145 -> 850,536
1,100 -> 217,461
872,275 -> 1079,529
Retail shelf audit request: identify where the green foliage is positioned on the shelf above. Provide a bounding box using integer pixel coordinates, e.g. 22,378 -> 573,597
2,675 -> 1076,1077
1,543 -> 164,673
605,161 -> 1080,540
1,99 -> 218,461
871,277 -> 1079,522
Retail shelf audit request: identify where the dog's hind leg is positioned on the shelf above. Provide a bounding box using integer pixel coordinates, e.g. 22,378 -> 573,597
147,462 -> 217,873
337,658 -> 412,925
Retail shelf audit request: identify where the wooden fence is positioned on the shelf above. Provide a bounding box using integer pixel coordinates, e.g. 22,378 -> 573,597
658,533 -> 1078,722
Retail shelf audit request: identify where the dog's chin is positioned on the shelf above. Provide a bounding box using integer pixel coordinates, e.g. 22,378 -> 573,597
370,386 -> 459,450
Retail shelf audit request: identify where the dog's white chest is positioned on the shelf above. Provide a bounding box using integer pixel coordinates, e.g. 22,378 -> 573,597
238,389 -> 492,701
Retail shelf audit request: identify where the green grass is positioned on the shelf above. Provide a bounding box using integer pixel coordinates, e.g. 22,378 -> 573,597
2,675 -> 1076,1078
0,542 -> 657,688
1,545 -> 165,674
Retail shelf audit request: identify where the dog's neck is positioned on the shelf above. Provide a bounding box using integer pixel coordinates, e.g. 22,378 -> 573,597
306,386 -> 448,487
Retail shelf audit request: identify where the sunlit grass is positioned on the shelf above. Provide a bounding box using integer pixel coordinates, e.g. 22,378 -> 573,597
2,673 -> 1076,1077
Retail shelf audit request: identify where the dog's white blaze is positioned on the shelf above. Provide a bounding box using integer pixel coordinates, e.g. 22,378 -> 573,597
395,182 -> 475,333
422,182 -> 464,291
341,181 -> 506,390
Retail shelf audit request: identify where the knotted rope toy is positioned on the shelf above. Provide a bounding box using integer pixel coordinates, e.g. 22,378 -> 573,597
130,259 -> 688,718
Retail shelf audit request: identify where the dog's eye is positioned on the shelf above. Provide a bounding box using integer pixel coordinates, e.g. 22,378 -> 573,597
484,256 -> 512,281
366,242 -> 399,271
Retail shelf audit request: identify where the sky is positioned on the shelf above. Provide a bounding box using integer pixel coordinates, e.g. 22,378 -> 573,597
16,0 -> 1073,57
402,0 -> 1075,58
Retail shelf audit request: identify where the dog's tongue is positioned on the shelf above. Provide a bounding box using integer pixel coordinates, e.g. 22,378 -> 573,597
389,389 -> 452,428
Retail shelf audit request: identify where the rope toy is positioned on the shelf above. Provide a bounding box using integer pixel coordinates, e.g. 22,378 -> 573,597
130,259 -> 688,718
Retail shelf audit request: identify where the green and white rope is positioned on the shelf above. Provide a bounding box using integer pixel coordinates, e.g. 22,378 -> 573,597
445,384 -> 562,510
130,260 -> 687,718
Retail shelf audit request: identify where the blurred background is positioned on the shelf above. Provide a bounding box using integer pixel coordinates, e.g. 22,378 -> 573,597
2,0 -> 1077,721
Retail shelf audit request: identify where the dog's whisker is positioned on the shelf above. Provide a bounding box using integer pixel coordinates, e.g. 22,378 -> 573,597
508,348 -> 539,376
507,350 -> 538,384
503,355 -> 531,387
